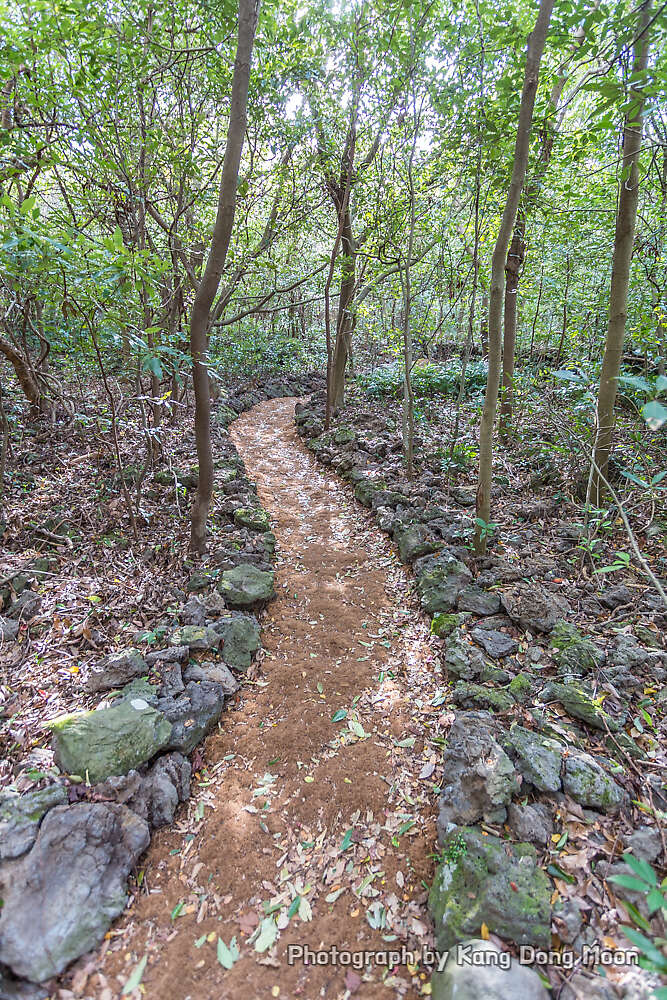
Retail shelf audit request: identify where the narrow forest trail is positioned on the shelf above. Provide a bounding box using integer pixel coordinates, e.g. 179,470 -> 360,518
91,398 -> 442,1000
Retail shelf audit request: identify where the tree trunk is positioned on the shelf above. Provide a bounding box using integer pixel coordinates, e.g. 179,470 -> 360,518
480,292 -> 489,357
590,0 -> 651,506
499,209 -> 526,435
474,0 -> 554,555
190,0 -> 259,552
330,207 -> 356,409
0,336 -> 45,416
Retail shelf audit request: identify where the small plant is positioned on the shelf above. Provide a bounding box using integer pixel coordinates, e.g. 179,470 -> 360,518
595,550 -> 631,574
473,517 -> 498,544
608,853 -> 667,996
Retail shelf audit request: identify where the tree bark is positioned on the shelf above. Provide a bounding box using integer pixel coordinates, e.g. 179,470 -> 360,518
0,336 -> 45,416
189,0 -> 260,552
330,203 -> 356,409
590,0 -> 652,506
474,0 -> 554,554
499,209 -> 525,435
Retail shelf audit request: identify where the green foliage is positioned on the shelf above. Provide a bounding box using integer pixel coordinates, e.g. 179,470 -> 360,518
358,360 -> 488,401
608,854 -> 667,989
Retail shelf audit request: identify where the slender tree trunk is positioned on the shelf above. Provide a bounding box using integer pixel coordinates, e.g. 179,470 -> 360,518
480,291 -> 489,356
555,254 -> 571,364
590,0 -> 652,506
330,207 -> 356,409
529,264 -> 544,358
190,0 -> 259,552
474,0 -> 554,554
499,209 -> 526,435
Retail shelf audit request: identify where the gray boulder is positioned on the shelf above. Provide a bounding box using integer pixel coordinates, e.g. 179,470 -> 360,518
502,726 -> 564,792
0,969 -> 49,999
452,683 -> 514,713
180,597 -> 208,625
501,583 -> 570,633
429,826 -> 552,952
562,752 -> 625,813
471,628 -> 518,659
83,647 -> 147,693
431,939 -> 549,1000
49,699 -> 172,783
394,523 -> 441,564
438,713 -> 519,832
168,624 -> 222,652
184,661 -> 239,695
212,613 -> 261,671
98,753 -> 191,829
217,565 -> 275,610
539,681 -> 620,731
507,802 -> 554,845
0,803 -> 149,982
4,592 -> 41,622
0,785 -> 67,860
551,621 -> 604,676
414,552 -> 472,614
444,631 -> 485,680
0,618 -> 19,642
457,587 -> 500,616
623,826 -> 662,862
158,681 -> 225,754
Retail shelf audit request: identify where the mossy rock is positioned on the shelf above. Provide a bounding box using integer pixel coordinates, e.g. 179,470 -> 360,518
429,826 -> 552,952
333,426 -> 355,445
354,479 -> 378,509
48,700 -> 172,783
261,531 -> 276,557
502,725 -> 564,792
394,523 -> 441,564
217,564 -> 275,610
551,621 -> 603,676
214,613 -> 261,671
563,752 -> 625,813
0,785 -> 68,861
187,568 -> 218,593
452,682 -> 513,713
431,613 -> 461,638
508,673 -> 534,703
539,681 -> 620,732
169,625 -> 222,652
415,553 -> 472,611
234,507 -> 270,532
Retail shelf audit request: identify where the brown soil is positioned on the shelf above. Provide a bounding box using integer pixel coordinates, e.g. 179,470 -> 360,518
75,398 -> 443,1000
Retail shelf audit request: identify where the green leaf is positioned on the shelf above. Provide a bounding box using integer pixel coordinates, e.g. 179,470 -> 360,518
121,955 -> 147,995
254,917 -> 278,953
624,854 -> 657,886
641,400 -> 667,431
646,887 -> 667,916
340,828 -> 354,851
348,719 -> 365,738
548,864 -> 576,884
608,873 -> 651,893
217,935 -> 240,969
331,709 -> 347,723
622,927 -> 667,969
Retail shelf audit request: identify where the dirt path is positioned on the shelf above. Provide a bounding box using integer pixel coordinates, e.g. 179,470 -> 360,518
90,398 -> 441,1000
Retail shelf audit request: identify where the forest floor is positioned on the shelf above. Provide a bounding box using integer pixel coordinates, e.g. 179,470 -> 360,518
1,378 -> 665,1000
54,398 -> 445,1000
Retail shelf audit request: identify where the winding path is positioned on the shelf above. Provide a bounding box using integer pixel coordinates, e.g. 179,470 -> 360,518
90,398 -> 439,1000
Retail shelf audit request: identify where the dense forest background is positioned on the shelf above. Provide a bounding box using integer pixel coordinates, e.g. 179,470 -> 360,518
1,0 -> 665,552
